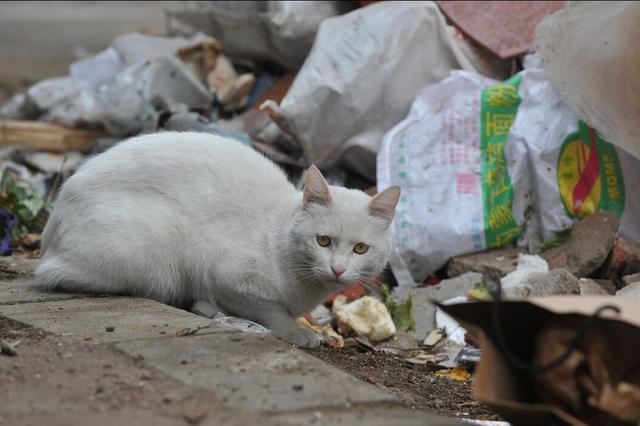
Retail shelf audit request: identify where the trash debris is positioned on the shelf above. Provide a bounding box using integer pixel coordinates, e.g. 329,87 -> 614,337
0,339 -> 20,356
166,1 -> 352,71
434,366 -> 471,382
0,120 -> 105,153
535,1 -> 640,161
392,272 -> 481,341
423,329 -> 444,347
440,296 -> 640,426
335,296 -> 396,343
438,1 -> 563,59
435,297 -> 468,346
212,313 -> 271,335
297,317 -> 344,349
267,1 -> 510,181
378,67 -> 640,287
534,318 -> 640,423
381,284 -> 415,333
454,347 -> 481,366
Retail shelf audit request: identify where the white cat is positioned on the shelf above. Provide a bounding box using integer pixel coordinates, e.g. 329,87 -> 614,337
35,132 -> 400,347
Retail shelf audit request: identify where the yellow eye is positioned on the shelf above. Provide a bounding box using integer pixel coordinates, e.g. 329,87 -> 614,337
353,243 -> 369,254
316,235 -> 331,247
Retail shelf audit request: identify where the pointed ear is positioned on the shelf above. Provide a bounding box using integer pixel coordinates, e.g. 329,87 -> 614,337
303,165 -> 332,206
368,186 -> 400,223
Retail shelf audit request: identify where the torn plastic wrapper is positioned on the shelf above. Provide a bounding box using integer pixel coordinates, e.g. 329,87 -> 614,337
439,297 -> 640,426
212,313 -> 271,335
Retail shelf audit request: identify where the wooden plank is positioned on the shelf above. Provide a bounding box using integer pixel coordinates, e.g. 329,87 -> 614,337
0,120 -> 106,153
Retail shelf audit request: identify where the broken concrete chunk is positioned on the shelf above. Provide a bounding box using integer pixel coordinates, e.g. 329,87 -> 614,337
622,273 -> 640,286
335,296 -> 395,343
579,278 -> 615,296
617,283 -> 640,299
611,237 -> 640,277
503,269 -> 580,298
392,272 -> 481,341
446,247 -> 522,281
501,254 -> 549,291
542,211 -> 619,277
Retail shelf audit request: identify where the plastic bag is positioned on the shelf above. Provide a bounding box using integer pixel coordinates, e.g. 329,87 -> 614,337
377,68 -> 640,287
166,1 -> 350,70
270,1 -> 509,181
535,1 -> 640,160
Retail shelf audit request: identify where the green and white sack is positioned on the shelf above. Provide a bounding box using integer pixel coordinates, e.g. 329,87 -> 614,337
377,68 -> 640,287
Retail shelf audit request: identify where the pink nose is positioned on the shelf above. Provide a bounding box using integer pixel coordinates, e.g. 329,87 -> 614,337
331,265 -> 346,278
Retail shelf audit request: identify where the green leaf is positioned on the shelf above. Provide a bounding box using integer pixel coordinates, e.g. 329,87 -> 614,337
468,281 -> 497,301
21,197 -> 44,218
540,228 -> 572,252
381,284 -> 416,333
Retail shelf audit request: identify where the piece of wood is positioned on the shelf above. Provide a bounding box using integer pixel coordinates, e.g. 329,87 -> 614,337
0,120 -> 106,153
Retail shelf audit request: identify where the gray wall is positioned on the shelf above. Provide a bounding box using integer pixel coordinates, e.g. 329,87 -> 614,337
0,1 -> 181,82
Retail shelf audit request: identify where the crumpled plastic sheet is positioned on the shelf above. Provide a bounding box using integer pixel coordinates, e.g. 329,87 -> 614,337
213,312 -> 271,335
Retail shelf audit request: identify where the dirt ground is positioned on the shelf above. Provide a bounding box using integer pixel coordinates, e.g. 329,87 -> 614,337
305,345 -> 499,421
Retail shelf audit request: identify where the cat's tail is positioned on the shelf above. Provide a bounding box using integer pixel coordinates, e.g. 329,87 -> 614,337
34,256 -> 88,293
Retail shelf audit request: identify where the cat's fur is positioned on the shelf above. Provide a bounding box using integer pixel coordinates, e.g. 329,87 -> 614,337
35,132 -> 400,347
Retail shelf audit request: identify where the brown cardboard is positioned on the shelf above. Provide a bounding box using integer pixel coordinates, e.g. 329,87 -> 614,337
439,297 -> 640,426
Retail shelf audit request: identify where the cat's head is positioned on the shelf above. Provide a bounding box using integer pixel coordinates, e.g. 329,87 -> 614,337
286,166 -> 400,290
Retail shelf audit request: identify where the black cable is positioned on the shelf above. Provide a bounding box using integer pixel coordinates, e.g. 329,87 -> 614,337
490,280 -> 621,375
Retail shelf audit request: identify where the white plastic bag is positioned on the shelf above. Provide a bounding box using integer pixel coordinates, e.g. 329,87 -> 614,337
271,1 -> 509,181
535,1 -> 640,160
167,1 -> 348,70
378,68 -> 640,287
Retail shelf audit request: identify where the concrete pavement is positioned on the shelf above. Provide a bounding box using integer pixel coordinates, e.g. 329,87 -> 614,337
0,255 -> 463,425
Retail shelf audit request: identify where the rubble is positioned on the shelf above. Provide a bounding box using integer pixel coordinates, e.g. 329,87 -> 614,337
447,248 -> 522,281
622,273 -> 640,286
392,272 -> 482,341
578,278 -> 615,296
503,269 -> 579,298
541,211 -> 620,278
616,283 -> 640,299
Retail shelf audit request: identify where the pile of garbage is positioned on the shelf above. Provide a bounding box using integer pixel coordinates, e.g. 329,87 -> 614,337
1,1 -> 640,424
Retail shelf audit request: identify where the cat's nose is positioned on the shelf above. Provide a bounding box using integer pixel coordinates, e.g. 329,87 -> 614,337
331,265 -> 346,278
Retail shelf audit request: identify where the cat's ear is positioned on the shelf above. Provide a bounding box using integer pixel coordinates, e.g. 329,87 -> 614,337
303,165 -> 332,206
368,186 -> 400,223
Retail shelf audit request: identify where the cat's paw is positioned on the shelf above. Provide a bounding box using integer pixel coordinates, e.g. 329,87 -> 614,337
276,327 -> 320,348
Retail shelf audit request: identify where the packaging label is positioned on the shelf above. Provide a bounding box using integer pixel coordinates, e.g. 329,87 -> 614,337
557,121 -> 625,219
480,74 -> 522,248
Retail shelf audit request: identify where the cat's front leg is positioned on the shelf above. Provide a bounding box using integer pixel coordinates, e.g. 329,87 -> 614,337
216,287 -> 319,348
260,308 -> 319,348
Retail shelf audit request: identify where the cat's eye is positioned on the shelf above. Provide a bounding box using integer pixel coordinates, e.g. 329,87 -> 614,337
316,235 -> 331,247
353,243 -> 369,254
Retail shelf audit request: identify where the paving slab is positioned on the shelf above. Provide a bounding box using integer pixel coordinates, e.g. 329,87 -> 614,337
116,332 -> 398,414
0,276 -> 91,305
1,296 -> 232,343
272,403 -> 466,426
